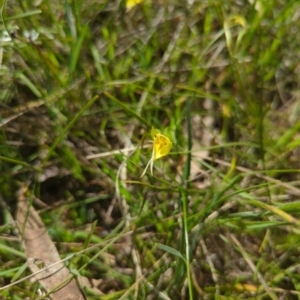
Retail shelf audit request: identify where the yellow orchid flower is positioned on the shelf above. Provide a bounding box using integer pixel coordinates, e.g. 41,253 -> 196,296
140,127 -> 172,177
126,0 -> 143,10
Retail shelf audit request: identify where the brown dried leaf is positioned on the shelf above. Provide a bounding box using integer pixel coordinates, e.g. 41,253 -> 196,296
16,188 -> 85,300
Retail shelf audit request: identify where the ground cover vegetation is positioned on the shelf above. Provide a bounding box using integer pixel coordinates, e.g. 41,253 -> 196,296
1,0 -> 300,299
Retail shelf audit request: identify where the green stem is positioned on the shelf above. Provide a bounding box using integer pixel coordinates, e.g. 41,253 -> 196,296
182,98 -> 193,299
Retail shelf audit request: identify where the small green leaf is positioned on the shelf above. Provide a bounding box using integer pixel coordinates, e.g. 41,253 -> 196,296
156,243 -> 186,262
